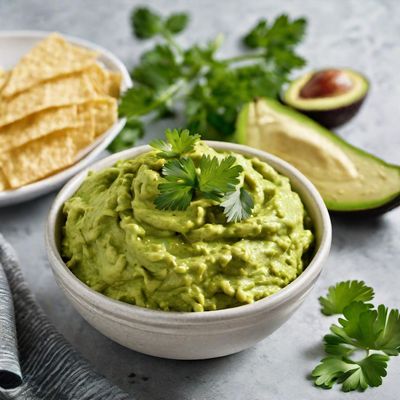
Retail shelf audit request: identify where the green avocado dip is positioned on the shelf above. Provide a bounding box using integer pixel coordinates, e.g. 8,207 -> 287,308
62,141 -> 314,312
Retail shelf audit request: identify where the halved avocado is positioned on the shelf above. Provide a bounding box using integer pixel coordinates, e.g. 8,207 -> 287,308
282,69 -> 369,129
235,98 -> 400,215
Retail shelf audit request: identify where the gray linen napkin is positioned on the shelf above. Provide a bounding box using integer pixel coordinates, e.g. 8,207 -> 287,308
0,234 -> 132,400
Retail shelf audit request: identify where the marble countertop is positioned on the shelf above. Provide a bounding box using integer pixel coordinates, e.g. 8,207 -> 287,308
0,0 -> 399,399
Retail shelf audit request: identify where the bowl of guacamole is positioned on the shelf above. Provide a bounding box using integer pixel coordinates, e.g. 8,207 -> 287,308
46,136 -> 331,359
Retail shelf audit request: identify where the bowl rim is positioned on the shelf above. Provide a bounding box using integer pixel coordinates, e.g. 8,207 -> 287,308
0,29 -> 132,207
46,141 -> 331,324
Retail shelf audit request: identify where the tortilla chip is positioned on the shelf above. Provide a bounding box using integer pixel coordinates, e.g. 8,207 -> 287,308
2,33 -> 98,98
85,63 -> 109,95
73,106 -> 95,150
0,105 -> 78,152
0,122 -> 94,189
85,64 -> 121,98
81,98 -> 117,137
0,72 -> 99,128
0,130 -> 76,188
0,168 -> 9,191
0,70 -> 10,93
107,71 -> 122,98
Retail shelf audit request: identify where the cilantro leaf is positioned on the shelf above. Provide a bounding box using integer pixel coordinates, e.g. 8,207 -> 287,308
131,8 -> 188,40
154,182 -> 193,211
165,13 -> 189,34
162,157 -> 197,184
341,354 -> 389,392
331,302 -> 400,356
375,306 -> 400,356
131,45 -> 182,91
155,157 -> 197,211
319,280 -> 375,316
150,129 -> 200,158
118,86 -> 158,118
269,47 -> 306,75
131,8 -> 164,39
323,334 -> 355,357
243,15 -> 307,50
242,15 -> 307,77
166,129 -> 200,156
243,20 -> 269,49
221,187 -> 254,223
108,119 -> 144,153
198,155 -> 243,199
182,36 -> 223,78
312,356 -> 358,389
312,354 -> 389,391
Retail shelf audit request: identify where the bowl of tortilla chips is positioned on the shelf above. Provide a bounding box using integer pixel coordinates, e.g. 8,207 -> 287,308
0,31 -> 131,207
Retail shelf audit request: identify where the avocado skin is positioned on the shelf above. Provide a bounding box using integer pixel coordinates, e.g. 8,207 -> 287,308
331,193 -> 400,217
290,95 -> 367,129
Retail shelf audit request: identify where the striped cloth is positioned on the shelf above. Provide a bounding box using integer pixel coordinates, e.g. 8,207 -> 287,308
0,234 -> 132,400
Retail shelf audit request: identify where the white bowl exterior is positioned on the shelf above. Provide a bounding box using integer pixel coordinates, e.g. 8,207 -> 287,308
46,143 -> 331,359
0,30 -> 132,207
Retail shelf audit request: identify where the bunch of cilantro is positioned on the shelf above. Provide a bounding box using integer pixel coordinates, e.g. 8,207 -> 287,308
109,6 -> 307,152
312,280 -> 400,392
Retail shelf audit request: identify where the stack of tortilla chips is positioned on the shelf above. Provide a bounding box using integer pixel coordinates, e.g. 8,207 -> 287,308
0,33 -> 120,191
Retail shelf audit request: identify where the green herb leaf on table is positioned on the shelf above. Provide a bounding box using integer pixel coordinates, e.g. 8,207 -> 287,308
131,7 -> 164,39
312,280 -> 400,392
243,14 -> 307,50
331,302 -> 400,356
131,7 -> 189,40
118,86 -> 158,118
150,129 -> 200,158
165,13 -> 189,34
319,280 -> 375,315
131,45 -> 182,91
312,354 -> 389,392
323,334 -> 355,357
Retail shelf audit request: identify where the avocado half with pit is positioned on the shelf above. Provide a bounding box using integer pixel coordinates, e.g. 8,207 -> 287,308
282,69 -> 369,129
235,98 -> 400,215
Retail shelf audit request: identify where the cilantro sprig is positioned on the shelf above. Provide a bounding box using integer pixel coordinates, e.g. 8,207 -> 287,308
110,6 -> 307,151
151,130 -> 254,222
319,280 -> 375,316
312,280 -> 400,392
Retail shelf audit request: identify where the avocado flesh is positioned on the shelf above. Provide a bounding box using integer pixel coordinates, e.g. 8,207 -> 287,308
236,98 -> 400,213
282,69 -> 369,128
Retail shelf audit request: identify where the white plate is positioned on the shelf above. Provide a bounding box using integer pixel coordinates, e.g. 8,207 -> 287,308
0,30 -> 132,207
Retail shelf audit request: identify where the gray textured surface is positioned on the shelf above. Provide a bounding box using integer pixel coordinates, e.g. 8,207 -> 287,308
0,0 -> 399,399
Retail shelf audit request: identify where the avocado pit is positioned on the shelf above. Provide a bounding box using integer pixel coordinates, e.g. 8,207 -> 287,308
299,69 -> 353,99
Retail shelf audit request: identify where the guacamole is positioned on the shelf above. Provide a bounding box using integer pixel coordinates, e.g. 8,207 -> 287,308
62,142 -> 313,312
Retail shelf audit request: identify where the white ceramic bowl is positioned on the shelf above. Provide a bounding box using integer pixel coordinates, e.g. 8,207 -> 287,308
46,142 -> 331,360
0,30 -> 132,207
